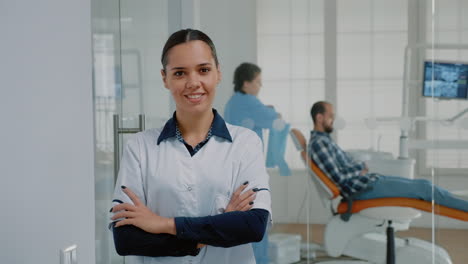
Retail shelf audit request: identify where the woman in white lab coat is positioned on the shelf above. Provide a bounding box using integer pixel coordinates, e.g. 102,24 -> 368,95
109,29 -> 272,264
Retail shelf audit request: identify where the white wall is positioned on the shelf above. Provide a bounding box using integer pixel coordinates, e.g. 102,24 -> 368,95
0,1 -> 95,263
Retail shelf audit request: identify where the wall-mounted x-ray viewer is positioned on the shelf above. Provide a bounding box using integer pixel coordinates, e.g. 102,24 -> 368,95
422,60 -> 468,100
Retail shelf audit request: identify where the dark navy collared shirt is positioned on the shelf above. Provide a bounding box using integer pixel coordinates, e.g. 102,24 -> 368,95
157,109 -> 232,156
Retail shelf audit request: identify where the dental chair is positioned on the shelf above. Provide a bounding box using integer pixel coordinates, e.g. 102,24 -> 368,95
289,128 -> 468,264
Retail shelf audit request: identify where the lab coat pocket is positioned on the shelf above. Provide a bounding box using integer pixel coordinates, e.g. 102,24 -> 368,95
212,194 -> 229,215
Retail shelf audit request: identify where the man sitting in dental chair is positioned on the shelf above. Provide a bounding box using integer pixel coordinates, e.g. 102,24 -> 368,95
308,101 -> 468,213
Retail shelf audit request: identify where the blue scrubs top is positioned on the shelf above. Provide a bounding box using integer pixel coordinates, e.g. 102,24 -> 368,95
224,92 -> 278,141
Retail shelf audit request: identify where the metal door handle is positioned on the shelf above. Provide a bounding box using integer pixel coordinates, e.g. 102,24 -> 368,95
113,114 -> 145,183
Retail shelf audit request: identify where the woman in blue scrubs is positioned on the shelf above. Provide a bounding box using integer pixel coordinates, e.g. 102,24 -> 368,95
224,63 -> 281,142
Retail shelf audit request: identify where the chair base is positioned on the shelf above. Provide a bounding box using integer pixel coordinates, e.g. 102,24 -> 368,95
343,233 -> 452,264
324,214 -> 452,264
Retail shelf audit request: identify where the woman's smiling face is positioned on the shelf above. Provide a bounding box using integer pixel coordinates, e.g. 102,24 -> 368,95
161,40 -> 221,115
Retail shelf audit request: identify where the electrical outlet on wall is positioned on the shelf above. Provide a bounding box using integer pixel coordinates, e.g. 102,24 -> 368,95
60,245 -> 77,264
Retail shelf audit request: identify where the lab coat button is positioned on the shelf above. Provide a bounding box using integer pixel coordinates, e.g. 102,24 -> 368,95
187,186 -> 192,191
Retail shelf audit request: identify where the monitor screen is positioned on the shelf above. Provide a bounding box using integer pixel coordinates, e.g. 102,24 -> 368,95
423,60 -> 468,99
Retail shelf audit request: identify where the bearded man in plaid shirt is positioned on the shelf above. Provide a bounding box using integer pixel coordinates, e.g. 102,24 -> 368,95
307,101 -> 468,212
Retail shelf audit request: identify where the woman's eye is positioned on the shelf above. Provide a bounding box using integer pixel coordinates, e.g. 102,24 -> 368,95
174,71 -> 184,77
200,68 -> 211,73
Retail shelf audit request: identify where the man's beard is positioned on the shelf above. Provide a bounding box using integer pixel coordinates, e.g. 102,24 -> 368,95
324,125 -> 333,134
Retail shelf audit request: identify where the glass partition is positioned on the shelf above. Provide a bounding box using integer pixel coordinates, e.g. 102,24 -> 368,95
257,0 -> 468,263
91,0 -> 467,263
92,1 -> 169,263
92,0 -> 122,262
428,1 -> 468,264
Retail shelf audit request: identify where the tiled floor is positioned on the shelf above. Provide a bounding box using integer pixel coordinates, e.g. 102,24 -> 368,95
271,223 -> 468,264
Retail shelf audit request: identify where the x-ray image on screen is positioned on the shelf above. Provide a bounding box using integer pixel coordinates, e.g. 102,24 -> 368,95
423,61 -> 468,99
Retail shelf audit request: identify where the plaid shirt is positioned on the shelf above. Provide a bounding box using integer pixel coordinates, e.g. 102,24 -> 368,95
308,130 -> 379,196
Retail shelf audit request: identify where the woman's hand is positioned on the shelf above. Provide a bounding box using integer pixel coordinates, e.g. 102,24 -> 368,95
111,186 -> 176,235
225,181 -> 257,213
